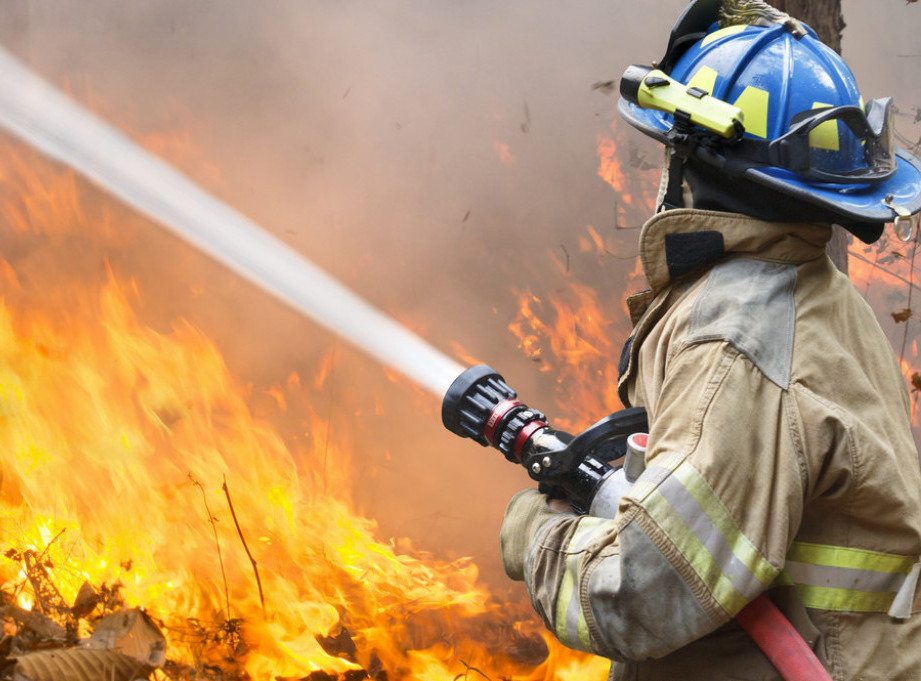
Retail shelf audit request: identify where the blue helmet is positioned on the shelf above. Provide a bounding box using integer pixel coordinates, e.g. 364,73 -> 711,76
618,0 -> 921,243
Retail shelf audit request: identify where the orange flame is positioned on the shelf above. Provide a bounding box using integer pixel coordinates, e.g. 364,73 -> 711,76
0,139 -> 612,679
850,234 -> 921,433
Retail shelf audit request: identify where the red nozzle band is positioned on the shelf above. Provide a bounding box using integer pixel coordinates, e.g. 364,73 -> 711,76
514,420 -> 548,462
484,399 -> 522,446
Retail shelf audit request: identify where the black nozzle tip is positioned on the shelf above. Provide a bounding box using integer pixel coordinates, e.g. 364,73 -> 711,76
441,364 -> 504,435
620,64 -> 654,105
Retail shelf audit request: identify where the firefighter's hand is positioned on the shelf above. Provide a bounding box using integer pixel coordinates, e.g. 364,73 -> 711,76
500,488 -> 574,581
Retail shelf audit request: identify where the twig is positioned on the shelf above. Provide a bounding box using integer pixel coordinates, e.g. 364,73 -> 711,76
222,476 -> 266,618
453,659 -> 493,681
189,473 -> 231,621
10,528 -> 68,608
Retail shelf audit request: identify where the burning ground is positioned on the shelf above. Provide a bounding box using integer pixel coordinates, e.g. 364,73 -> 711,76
2,2 -> 921,680
0,144 -> 617,679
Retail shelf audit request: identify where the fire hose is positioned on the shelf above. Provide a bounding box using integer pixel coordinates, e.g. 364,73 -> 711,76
442,364 -> 834,681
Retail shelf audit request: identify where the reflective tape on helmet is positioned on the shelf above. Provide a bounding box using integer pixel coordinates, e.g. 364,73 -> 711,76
700,23 -> 748,48
732,86 -> 770,138
686,65 -> 719,96
639,458 -> 778,615
774,541 -> 919,613
808,102 -> 840,151
554,516 -> 610,652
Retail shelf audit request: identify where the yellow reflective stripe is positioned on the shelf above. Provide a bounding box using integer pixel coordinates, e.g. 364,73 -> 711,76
641,460 -> 778,616
554,517 -> 607,652
628,479 -> 659,501
809,101 -> 839,150
788,581 -> 896,613
787,542 -> 916,575
686,65 -> 719,95
732,86 -> 769,138
555,569 -> 577,643
700,24 -> 748,48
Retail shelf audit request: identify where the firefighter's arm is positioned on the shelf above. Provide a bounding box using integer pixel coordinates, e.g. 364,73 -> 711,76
500,341 -> 805,661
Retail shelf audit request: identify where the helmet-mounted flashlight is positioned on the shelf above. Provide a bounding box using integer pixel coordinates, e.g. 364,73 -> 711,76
620,65 -> 745,141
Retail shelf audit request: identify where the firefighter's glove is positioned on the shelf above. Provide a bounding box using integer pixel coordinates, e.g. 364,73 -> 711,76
500,488 -> 573,581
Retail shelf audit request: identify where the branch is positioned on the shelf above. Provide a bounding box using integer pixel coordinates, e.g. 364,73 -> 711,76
188,473 -> 231,621
222,476 -> 266,619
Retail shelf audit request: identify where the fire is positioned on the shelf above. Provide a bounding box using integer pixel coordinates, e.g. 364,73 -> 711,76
849,229 -> 921,434
495,140 -> 516,165
0,141 -> 612,679
507,279 -> 630,433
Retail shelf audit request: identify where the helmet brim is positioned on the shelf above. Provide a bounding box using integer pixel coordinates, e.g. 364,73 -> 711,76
618,97 -> 921,233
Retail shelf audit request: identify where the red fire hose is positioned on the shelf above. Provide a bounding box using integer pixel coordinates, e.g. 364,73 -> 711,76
736,594 -> 834,681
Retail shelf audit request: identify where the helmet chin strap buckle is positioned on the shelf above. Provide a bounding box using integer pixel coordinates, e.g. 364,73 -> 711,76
885,195 -> 917,242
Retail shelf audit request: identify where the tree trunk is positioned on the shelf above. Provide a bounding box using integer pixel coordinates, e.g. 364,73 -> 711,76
772,0 -> 850,275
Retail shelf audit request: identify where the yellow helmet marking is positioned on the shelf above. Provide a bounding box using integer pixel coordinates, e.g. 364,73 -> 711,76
686,65 -> 719,95
732,86 -> 770,138
809,101 -> 840,151
701,24 -> 749,48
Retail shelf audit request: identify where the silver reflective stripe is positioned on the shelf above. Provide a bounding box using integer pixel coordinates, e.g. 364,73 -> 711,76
784,559 -> 906,593
777,541 -> 920,613
657,474 -> 765,602
640,457 -> 777,614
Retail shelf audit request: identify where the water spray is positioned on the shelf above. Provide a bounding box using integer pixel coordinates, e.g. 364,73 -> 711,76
0,46 -> 462,398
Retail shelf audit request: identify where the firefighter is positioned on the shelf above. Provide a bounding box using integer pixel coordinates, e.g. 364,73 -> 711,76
498,1 -> 921,679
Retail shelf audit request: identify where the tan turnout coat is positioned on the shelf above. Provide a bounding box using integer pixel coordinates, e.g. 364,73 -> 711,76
512,209 -> 921,680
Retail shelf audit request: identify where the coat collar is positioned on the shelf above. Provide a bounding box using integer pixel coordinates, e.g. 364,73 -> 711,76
638,209 -> 833,295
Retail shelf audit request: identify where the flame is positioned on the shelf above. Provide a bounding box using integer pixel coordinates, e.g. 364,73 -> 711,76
494,140 -> 517,165
596,123 -> 662,222
849,233 -> 921,433
507,281 -> 630,432
0,140 -> 612,679
596,134 -> 627,199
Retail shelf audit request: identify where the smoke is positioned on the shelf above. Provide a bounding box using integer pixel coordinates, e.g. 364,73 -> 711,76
1,0 -> 920,589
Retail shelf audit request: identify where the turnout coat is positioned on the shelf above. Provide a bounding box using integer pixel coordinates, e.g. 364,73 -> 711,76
501,209 -> 921,680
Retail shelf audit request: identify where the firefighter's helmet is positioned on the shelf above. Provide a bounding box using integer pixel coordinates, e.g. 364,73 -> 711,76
618,0 -> 921,243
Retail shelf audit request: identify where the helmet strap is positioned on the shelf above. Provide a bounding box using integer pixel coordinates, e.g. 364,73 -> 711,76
660,150 -> 687,211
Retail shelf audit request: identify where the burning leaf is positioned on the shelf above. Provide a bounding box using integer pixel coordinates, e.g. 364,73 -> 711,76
10,648 -> 153,681
72,582 -> 100,620
892,308 -> 913,323
315,625 -> 357,662
912,372 -> 921,392
83,608 -> 166,667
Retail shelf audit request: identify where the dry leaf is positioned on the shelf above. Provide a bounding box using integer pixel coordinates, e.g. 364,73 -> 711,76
11,648 -> 152,681
0,605 -> 66,641
72,581 -> 100,620
892,308 -> 913,323
83,608 -> 166,667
